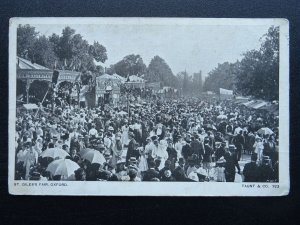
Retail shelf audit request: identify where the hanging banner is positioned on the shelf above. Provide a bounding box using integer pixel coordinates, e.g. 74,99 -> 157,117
220,88 -> 233,95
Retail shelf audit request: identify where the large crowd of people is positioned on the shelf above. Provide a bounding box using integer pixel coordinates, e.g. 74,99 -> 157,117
15,95 -> 279,182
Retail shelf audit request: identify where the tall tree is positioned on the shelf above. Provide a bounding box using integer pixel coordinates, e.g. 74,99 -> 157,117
146,56 -> 177,87
113,54 -> 146,77
89,41 -> 107,63
235,26 -> 279,100
203,62 -> 237,94
17,24 -> 39,59
31,35 -> 58,69
192,71 -> 203,95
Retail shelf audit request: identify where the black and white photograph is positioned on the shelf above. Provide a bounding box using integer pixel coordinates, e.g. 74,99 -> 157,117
8,18 -> 289,196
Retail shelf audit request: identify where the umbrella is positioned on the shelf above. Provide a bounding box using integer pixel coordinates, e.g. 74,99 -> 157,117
117,111 -> 128,115
257,127 -> 274,135
41,147 -> 70,159
234,127 -> 243,135
79,148 -> 94,157
203,124 -> 217,131
46,159 -> 80,180
81,149 -> 106,165
217,115 -> 227,119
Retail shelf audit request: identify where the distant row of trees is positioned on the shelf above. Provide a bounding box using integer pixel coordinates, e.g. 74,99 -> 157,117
203,26 -> 279,101
107,55 -> 203,94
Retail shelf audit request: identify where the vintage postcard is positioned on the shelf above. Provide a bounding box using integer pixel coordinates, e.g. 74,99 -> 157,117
9,18 -> 289,196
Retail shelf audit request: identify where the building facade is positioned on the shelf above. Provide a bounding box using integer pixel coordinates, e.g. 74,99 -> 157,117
95,74 -> 121,106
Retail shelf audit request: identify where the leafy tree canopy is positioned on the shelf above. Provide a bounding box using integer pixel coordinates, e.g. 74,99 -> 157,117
110,54 -> 146,77
203,26 -> 279,101
146,56 -> 177,87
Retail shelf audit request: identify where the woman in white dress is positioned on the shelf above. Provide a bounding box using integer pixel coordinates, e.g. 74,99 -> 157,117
174,137 -> 184,160
253,137 -> 264,165
151,140 -> 168,170
111,133 -> 123,168
121,120 -> 130,148
137,147 -> 148,174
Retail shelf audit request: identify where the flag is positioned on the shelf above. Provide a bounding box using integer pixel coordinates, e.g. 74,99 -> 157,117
52,70 -> 59,84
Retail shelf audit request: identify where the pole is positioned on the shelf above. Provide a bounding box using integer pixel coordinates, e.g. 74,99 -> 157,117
76,82 -> 80,109
34,86 -> 51,118
26,89 -> 29,104
26,79 -> 31,104
77,91 -> 80,108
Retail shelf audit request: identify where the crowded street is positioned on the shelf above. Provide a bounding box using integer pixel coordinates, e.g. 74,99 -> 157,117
13,23 -> 280,184
15,94 -> 279,182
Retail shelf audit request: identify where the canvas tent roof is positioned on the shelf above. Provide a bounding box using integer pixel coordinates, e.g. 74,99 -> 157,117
259,104 -> 279,114
250,101 -> 268,109
98,74 -> 119,80
112,74 -> 126,83
23,104 -> 38,110
129,75 -> 145,82
242,100 -> 256,106
233,98 -> 249,104
17,57 -> 50,70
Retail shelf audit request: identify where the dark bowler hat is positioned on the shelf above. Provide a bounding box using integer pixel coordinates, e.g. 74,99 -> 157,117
251,153 -> 258,161
228,145 -> 236,150
151,135 -> 158,141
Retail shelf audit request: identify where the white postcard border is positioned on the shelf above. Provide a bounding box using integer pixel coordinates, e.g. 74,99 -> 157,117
8,17 -> 289,196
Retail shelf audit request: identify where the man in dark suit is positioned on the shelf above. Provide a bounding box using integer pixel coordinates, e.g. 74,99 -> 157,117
233,130 -> 245,161
182,136 -> 192,161
126,132 -> 139,165
224,145 -> 241,182
243,153 -> 259,182
159,160 -> 172,180
69,148 -> 80,164
143,161 -> 160,181
173,158 -> 192,181
190,134 -> 204,164
166,139 -> 177,170
215,141 -> 226,160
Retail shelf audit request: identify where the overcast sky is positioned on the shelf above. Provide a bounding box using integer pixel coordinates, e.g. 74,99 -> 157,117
32,23 -> 270,78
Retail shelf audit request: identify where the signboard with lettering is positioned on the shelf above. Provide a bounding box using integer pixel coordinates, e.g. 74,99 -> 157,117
146,82 -> 160,90
17,69 -> 80,83
219,88 -> 233,100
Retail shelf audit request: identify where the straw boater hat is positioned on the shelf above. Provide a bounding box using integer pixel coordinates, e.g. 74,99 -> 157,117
116,158 -> 126,165
129,157 -> 137,164
216,158 -> 226,165
104,151 -> 112,158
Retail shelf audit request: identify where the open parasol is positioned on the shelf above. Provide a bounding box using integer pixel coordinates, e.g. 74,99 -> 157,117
41,147 -> 70,159
257,127 -> 274,135
81,149 -> 106,165
46,159 -> 80,180
117,111 -> 128,115
203,124 -> 217,131
79,148 -> 94,157
217,115 -> 227,119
